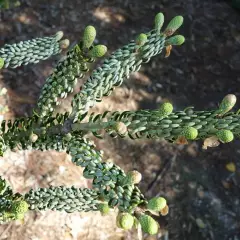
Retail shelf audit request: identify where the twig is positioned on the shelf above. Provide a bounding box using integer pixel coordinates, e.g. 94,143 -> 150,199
146,154 -> 177,195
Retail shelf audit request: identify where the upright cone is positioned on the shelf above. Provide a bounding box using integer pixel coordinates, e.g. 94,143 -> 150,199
164,16 -> 184,36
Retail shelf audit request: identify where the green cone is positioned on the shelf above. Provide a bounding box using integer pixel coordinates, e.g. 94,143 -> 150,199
98,203 -> 110,215
154,13 -> 164,33
218,94 -> 237,115
117,213 -> 134,230
139,214 -> 159,235
82,26 -> 96,49
11,200 -> 29,215
158,102 -> 173,116
89,45 -> 107,58
165,35 -> 185,46
136,33 -> 148,46
164,16 -> 184,36
181,127 -> 198,140
216,129 -> 234,143
147,197 -> 167,211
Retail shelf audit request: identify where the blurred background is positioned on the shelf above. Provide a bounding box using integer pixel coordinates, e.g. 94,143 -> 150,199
0,0 -> 240,239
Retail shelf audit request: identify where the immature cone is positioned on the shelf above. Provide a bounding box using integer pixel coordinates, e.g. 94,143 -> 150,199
29,133 -> 38,143
139,214 -> 159,235
59,39 -> 70,49
181,126 -> 198,140
11,200 -> 29,215
82,26 -> 96,49
136,33 -> 148,46
164,16 -> 184,36
98,203 -> 110,216
64,133 -> 72,142
216,129 -> 234,143
158,102 -> 173,116
218,94 -> 237,115
55,31 -> 64,41
154,12 -> 164,33
117,213 -> 134,230
88,45 -> 107,58
125,170 -> 142,185
114,122 -> 128,135
147,197 -> 167,211
0,58 -> 4,69
165,35 -> 185,46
